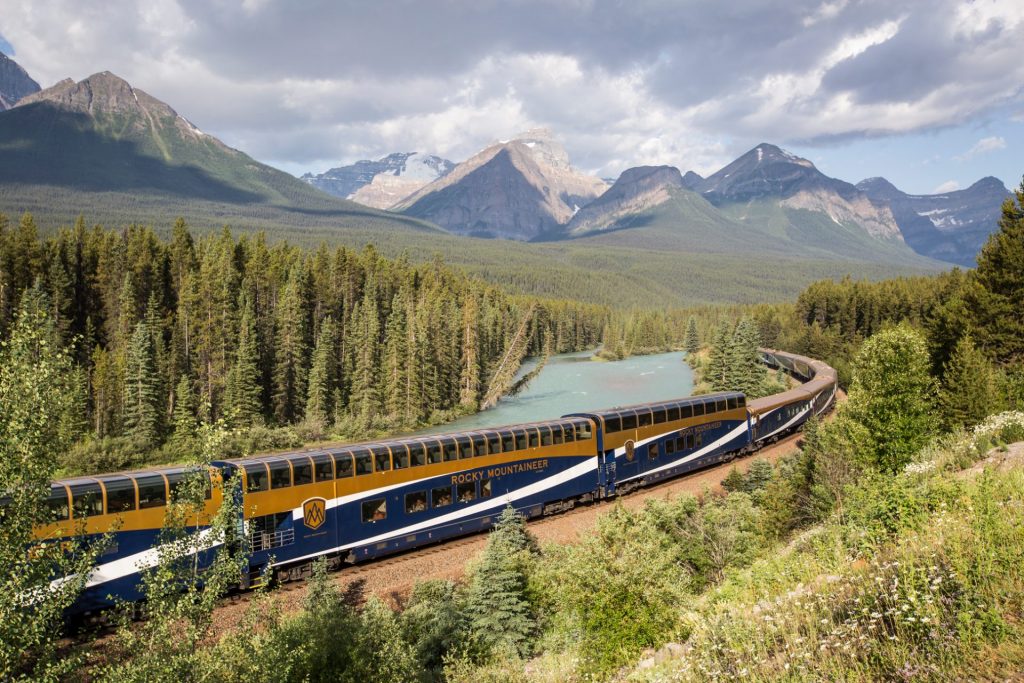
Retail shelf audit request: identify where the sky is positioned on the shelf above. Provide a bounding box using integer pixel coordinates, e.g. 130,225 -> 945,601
1,0 -> 1022,194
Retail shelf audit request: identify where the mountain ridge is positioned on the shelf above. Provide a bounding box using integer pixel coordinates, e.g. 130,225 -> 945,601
0,52 -> 41,110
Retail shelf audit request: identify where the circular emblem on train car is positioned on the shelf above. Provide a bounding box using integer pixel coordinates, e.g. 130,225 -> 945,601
624,440 -> 635,461
302,497 -> 327,530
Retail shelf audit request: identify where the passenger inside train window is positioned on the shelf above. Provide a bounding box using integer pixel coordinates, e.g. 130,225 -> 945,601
427,442 -> 443,464
472,435 -> 487,457
443,439 -> 459,462
540,426 -> 552,447
244,465 -> 269,493
393,445 -> 410,469
648,443 -> 659,459
552,426 -> 564,445
501,431 -> 515,452
488,433 -> 502,454
373,447 -> 392,472
515,430 -> 528,450
405,491 -> 427,513
432,486 -> 452,508
577,421 -> 592,439
480,478 -> 492,498
457,482 -> 476,503
638,410 -> 653,427
102,478 -> 136,513
410,443 -> 427,467
46,488 -> 70,521
334,452 -> 354,478
71,483 -> 103,518
457,437 -> 473,459
354,450 -> 373,476
137,475 -> 168,507
292,460 -> 313,486
361,498 -> 386,522
564,424 -> 576,442
666,439 -> 676,455
269,462 -> 292,489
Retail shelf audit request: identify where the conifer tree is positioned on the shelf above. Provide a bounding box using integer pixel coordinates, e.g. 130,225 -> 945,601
272,266 -> 310,423
348,289 -> 381,423
705,322 -> 731,389
173,374 -> 197,442
224,294 -> 262,427
382,293 -> 410,422
465,506 -> 539,657
459,293 -> 481,408
685,315 -> 700,355
966,181 -> 1024,363
939,334 -> 1000,429
123,320 -> 162,447
306,315 -> 337,426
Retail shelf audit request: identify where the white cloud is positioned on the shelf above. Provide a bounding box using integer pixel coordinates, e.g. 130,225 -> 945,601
955,136 -> 1007,161
932,180 -> 960,193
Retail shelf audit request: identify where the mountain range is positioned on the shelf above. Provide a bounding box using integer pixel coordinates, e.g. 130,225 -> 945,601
0,52 -> 40,110
0,59 -> 1005,307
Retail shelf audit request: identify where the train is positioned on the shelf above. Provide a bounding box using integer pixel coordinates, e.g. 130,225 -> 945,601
31,348 -> 837,616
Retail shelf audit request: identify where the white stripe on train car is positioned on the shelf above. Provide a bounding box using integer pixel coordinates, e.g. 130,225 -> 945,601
617,421 -> 750,484
758,405 -> 811,441
283,457 -> 599,565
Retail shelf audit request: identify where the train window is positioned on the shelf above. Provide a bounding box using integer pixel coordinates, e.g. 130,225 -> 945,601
727,397 -> 738,411
472,435 -> 487,457
361,498 -> 386,523
515,430 -> 528,451
501,431 -> 515,452
393,445 -> 410,469
102,478 -> 136,513
622,413 -> 637,431
667,406 -> 680,421
653,408 -> 668,425
372,447 -> 392,472
604,416 -> 622,433
269,462 -> 292,489
563,424 -> 575,443
678,404 -> 690,419
666,439 -> 676,455
456,437 -> 473,459
696,433 -> 703,448
244,464 -> 269,493
717,400 -> 727,413
405,491 -> 427,514
577,421 -> 592,440
457,482 -> 476,503
648,443 -> 659,459
738,396 -> 746,408
70,483 -> 103,518
354,450 -> 373,476
431,486 -> 452,508
481,478 -> 493,498
168,469 -> 212,501
687,434 -> 695,450
137,475 -> 168,508
638,410 -> 653,427
486,433 -> 500,454
313,455 -> 334,481
427,442 -> 443,465
292,459 -> 313,486
552,425 -> 564,445
334,452 -> 354,478
528,429 -> 539,448
539,426 -> 552,447
692,402 -> 705,417
46,487 -> 70,522
409,443 -> 427,467
442,439 -> 459,462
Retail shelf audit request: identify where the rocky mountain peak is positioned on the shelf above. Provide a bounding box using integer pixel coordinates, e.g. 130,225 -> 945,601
681,170 -> 704,190
302,151 -> 455,208
0,52 -> 41,110
566,165 -> 685,236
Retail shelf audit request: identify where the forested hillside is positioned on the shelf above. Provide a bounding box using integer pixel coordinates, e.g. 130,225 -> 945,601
0,213 -> 606,475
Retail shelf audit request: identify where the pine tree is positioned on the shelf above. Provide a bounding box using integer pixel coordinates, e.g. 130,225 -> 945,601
685,315 -> 700,355
731,317 -> 763,396
465,506 -> 539,657
348,289 -> 381,424
224,294 -> 262,427
382,293 -> 410,422
939,334 -> 1000,430
705,322 -> 731,390
123,320 -> 162,447
966,181 -> 1024,364
306,316 -> 337,426
272,266 -> 310,424
459,293 -> 481,408
172,374 -> 197,442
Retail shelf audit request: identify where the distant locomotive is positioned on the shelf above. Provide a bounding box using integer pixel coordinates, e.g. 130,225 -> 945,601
32,348 -> 836,615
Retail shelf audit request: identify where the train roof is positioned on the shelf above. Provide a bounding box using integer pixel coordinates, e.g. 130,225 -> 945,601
577,390 -> 745,420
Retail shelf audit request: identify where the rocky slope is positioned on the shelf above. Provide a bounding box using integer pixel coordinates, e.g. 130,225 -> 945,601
565,165 -> 685,235
0,71 -> 440,235
856,176 -> 1011,267
0,52 -> 40,110
394,129 -> 608,240
301,152 -> 454,208
695,144 -> 903,241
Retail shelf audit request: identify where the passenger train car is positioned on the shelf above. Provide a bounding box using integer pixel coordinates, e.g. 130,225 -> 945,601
28,348 -> 836,616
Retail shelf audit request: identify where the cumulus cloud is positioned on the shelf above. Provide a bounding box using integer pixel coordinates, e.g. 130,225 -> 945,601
1,0 -> 1022,176
932,180 -> 960,193
955,136 -> 1008,161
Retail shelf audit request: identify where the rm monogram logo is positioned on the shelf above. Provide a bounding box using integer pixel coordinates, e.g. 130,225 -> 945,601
302,498 -> 327,530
